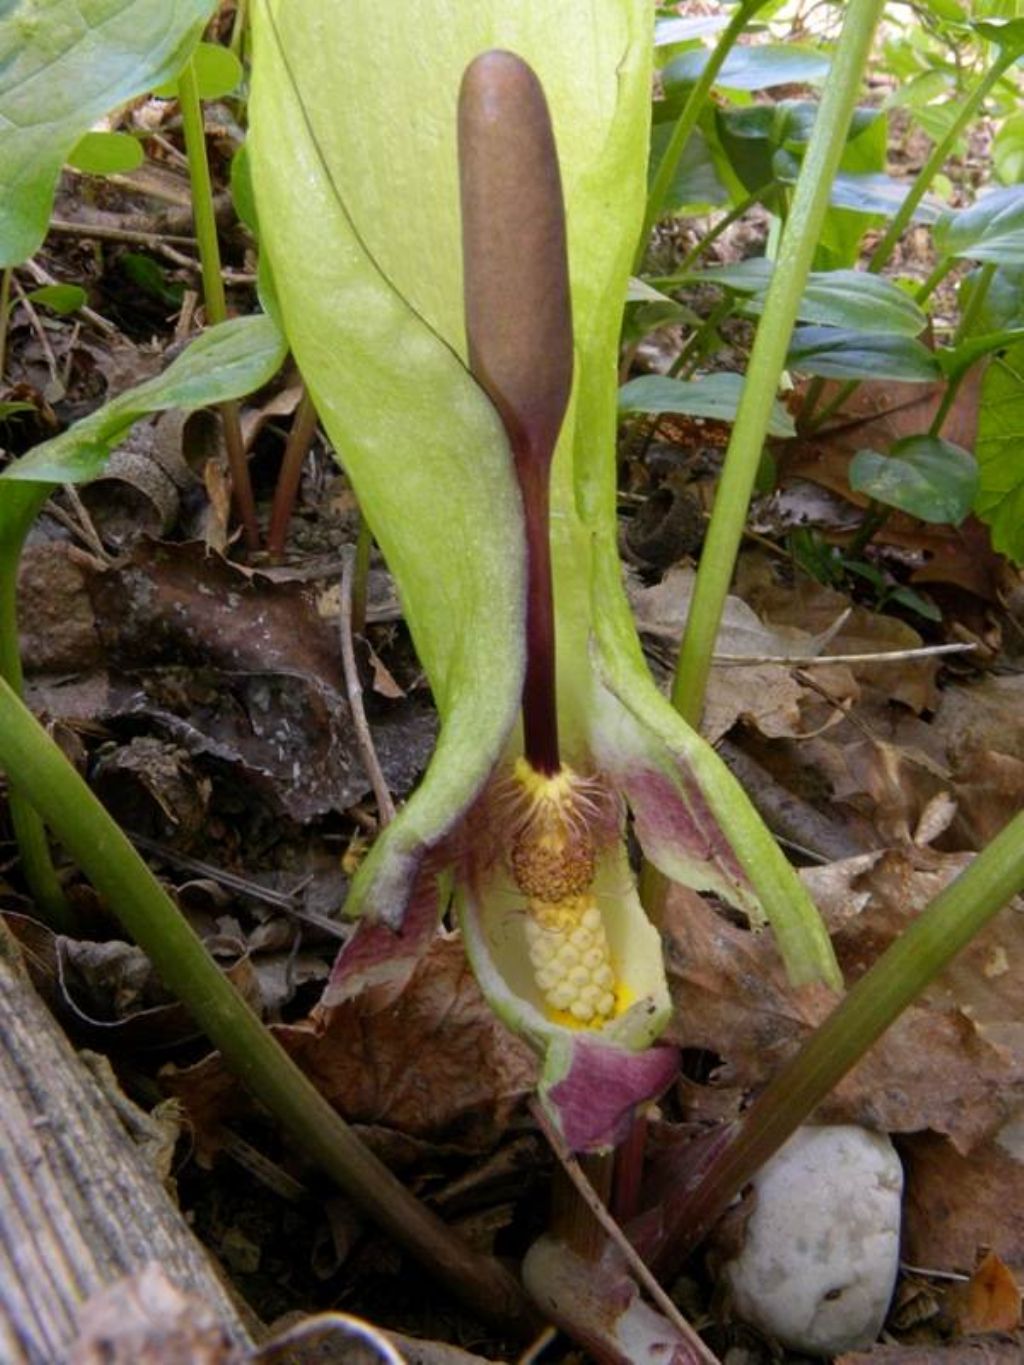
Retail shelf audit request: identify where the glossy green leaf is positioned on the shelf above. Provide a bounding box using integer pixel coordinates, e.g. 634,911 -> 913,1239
937,327 -> 1024,381
935,187 -> 1024,264
1,315 -> 285,485
822,170 -> 945,222
648,121 -> 729,212
0,0 -> 215,266
975,339 -> 1024,561
665,259 -> 927,335
850,436 -> 978,524
972,17 -> 1024,52
25,283 -> 87,315
230,145 -> 259,235
67,130 -> 144,176
994,111 -> 1024,185
920,0 -> 965,19
153,40 -> 244,99
664,44 -> 830,93
618,373 -> 796,438
787,326 -> 941,381
654,14 -> 730,45
961,264 -> 1024,335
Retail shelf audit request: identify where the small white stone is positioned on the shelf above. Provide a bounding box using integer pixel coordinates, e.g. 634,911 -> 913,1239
722,1125 -> 903,1356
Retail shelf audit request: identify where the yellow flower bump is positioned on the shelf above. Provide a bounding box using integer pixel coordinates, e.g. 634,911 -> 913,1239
504,758 -> 620,1026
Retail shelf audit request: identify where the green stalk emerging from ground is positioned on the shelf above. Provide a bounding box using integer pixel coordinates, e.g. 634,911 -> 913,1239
652,807 -> 1024,1276
177,56 -> 260,551
633,0 -> 772,274
0,673 -> 532,1333
669,0 -> 887,731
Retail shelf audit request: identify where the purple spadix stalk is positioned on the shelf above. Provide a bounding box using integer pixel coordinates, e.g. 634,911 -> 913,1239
458,50 -> 574,776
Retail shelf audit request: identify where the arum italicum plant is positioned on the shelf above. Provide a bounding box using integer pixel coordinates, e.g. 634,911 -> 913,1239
248,0 -> 841,1149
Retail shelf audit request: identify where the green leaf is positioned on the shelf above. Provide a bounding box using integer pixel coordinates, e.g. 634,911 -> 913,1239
849,436 -> 978,523
935,187 -> 1024,264
994,111 -> 1024,185
654,15 -> 730,45
0,0 -> 216,267
921,0 -> 966,19
2,315 -> 285,485
937,327 -> 1024,381
153,40 -> 244,99
618,373 -> 796,438
975,339 -> 1024,561
648,121 -> 728,212
824,170 -> 944,223
66,130 -> 144,176
121,252 -> 184,307
972,17 -> 1024,53
664,44 -> 831,93
25,283 -> 87,315
230,144 -> 259,236
666,258 -> 927,334
786,326 -> 941,381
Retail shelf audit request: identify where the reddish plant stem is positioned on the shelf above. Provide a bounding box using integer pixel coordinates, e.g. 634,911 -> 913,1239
519,457 -> 559,775
267,388 -> 319,561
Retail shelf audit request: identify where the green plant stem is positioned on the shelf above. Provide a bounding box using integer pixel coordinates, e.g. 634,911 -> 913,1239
177,57 -> 260,551
267,388 -> 319,561
915,255 -> 958,306
351,512 -> 373,638
656,184 -> 779,281
230,0 -> 249,59
0,675 -> 532,1333
633,0 -> 771,273
669,0 -> 887,730
0,267 -> 11,380
928,261 -> 996,437
846,498 -> 889,558
651,807 -> 1024,1277
669,296 -> 735,378
0,488 -> 76,933
866,51 -> 1016,275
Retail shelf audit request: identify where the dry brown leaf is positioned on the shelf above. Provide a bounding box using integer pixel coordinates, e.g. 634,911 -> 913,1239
951,1252 -> 1023,1336
166,934 -> 537,1156
737,552 -> 941,712
19,539 -> 437,821
630,565 -> 853,742
837,1342 -> 1023,1363
664,850 -> 1024,1154
903,1131 -> 1024,1275
69,1263 -> 243,1364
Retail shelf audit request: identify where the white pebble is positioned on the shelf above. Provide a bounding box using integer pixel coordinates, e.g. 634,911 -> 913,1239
722,1125 -> 903,1355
